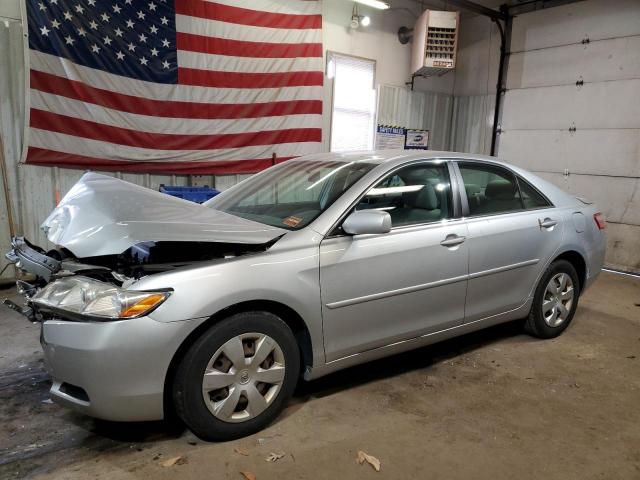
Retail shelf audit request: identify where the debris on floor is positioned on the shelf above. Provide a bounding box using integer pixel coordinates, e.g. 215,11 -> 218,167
356,450 -> 381,472
161,455 -> 188,467
265,451 -> 285,462
234,447 -> 250,456
240,471 -> 257,480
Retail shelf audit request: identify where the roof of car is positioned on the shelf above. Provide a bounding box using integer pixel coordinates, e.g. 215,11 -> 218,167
293,149 -> 502,167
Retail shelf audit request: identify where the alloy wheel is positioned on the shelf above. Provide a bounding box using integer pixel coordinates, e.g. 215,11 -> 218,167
542,272 -> 575,327
201,333 -> 286,423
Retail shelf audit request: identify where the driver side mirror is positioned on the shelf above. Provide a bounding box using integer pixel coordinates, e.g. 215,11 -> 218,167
342,210 -> 392,235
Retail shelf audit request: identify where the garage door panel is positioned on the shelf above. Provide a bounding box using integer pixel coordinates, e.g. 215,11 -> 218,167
502,86 -> 574,130
499,130 -> 566,172
510,0 -> 640,52
502,80 -> 640,130
565,130 -> 640,177
566,175 -> 639,225
500,130 -> 640,177
604,222 -> 640,273
507,36 -> 640,90
511,169 -> 638,225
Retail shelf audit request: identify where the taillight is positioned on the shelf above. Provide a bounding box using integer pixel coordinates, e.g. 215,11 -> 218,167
593,212 -> 606,230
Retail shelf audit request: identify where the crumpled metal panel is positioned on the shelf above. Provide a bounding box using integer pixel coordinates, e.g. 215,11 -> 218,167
40,172 -> 287,258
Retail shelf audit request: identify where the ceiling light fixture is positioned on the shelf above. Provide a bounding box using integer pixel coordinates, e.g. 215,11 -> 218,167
353,0 -> 390,10
360,15 -> 371,26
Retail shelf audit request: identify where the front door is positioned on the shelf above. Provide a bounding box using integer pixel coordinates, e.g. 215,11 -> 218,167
319,161 -> 469,362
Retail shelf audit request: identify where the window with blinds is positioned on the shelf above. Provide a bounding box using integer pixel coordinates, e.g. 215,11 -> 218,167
328,53 -> 376,152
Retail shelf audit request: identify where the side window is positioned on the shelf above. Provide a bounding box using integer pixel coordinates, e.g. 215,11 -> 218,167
517,176 -> 552,209
459,163 -> 523,216
356,163 -> 452,227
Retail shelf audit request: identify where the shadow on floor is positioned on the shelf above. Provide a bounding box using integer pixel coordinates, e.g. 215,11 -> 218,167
294,320 -> 526,400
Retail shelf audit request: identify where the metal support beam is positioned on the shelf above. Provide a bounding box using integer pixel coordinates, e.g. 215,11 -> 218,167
506,0 -> 586,17
490,8 -> 512,156
441,0 -> 507,21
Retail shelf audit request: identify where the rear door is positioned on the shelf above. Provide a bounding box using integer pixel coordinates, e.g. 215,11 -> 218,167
456,161 -> 563,322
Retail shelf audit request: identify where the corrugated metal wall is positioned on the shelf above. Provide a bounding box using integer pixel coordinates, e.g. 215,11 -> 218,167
377,85 -> 494,156
450,93 -> 495,155
377,85 -> 454,150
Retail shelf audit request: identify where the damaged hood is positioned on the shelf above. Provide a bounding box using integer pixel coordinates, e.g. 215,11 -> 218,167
42,172 -> 287,258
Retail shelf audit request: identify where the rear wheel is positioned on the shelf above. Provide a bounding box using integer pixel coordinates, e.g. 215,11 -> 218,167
525,259 -> 580,339
173,311 -> 300,441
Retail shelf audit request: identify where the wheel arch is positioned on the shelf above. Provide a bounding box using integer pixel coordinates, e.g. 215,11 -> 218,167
163,299 -> 313,420
553,250 -> 587,293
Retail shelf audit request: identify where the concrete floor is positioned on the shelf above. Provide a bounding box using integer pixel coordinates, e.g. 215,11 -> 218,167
0,271 -> 638,480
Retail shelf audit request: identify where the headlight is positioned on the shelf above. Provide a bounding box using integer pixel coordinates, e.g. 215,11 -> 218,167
31,276 -> 170,320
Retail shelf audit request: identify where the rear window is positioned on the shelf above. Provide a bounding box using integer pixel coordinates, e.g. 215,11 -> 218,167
517,177 -> 552,209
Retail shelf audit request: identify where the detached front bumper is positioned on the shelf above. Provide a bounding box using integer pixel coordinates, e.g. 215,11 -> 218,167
41,315 -> 206,421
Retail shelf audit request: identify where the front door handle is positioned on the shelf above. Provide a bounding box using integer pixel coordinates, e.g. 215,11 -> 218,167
440,234 -> 466,247
538,218 -> 558,229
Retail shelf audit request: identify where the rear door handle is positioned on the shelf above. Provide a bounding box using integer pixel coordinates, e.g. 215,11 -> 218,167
538,218 -> 558,229
440,234 -> 466,247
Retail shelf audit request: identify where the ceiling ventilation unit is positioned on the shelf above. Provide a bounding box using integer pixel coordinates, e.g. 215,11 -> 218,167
411,10 -> 460,76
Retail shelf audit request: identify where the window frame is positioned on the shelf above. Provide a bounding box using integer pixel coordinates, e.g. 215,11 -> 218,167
326,159 -> 463,238
452,160 -> 555,219
327,51 -> 377,153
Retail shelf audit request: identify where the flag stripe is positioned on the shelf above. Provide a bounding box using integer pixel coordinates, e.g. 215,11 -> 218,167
31,52 -> 324,104
204,0 -> 321,16
178,67 -> 323,88
175,1 -> 322,30
27,147 -> 290,174
31,109 -> 322,150
30,128 -> 321,162
176,32 -> 322,58
31,89 -> 322,135
177,50 -> 323,74
31,70 -> 323,120
175,14 -> 321,45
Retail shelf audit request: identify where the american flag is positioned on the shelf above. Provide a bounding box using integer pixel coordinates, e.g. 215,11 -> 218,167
25,0 -> 323,174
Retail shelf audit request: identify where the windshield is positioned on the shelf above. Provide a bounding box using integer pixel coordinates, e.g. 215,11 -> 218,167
206,160 -> 376,230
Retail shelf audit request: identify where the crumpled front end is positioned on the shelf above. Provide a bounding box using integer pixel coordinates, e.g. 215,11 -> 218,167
3,172 -> 285,322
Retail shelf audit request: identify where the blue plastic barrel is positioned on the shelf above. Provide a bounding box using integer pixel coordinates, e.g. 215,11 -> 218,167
159,185 -> 220,203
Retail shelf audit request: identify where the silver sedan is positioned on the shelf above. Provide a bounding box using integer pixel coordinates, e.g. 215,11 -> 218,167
6,151 -> 606,440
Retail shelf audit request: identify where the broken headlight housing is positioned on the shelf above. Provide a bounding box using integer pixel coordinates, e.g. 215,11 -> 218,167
31,276 -> 170,320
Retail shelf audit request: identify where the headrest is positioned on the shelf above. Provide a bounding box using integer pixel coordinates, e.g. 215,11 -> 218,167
485,180 -> 517,200
404,184 -> 438,210
465,184 -> 481,196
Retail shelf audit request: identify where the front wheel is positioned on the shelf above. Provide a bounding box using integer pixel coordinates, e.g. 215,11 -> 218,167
525,259 -> 580,339
173,311 -> 300,441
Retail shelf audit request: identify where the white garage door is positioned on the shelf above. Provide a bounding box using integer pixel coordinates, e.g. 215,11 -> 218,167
498,0 -> 640,273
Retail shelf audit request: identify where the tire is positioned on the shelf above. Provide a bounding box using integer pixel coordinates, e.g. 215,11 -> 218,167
525,259 -> 580,339
173,311 -> 300,441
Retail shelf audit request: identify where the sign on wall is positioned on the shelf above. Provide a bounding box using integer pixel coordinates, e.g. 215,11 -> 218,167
405,129 -> 430,149
375,126 -> 406,150
375,125 -> 429,150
